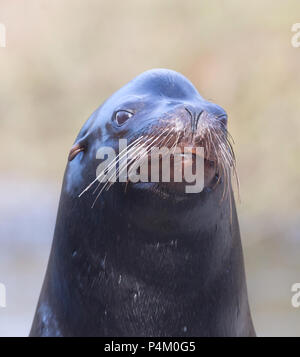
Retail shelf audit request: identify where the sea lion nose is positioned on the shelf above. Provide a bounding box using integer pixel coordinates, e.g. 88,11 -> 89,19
184,107 -> 204,133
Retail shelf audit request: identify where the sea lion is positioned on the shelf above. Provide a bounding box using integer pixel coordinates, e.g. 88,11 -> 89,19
30,69 -> 255,337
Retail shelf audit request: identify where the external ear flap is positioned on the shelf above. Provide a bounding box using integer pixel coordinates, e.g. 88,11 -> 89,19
68,143 -> 85,161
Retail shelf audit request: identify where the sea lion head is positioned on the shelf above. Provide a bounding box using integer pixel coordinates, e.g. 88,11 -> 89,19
57,68 -> 239,246
67,69 -> 235,209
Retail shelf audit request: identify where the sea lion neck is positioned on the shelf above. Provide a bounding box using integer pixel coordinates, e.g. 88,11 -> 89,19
99,182 -> 226,239
32,189 -> 253,337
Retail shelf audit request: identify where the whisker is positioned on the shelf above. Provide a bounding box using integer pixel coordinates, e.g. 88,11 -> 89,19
91,137 -> 147,194
78,136 -> 144,197
91,127 -> 172,207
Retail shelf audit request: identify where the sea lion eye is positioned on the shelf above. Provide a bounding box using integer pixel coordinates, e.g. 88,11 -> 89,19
114,110 -> 133,126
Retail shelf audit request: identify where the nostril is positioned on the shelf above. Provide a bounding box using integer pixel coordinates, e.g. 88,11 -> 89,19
184,107 -> 195,120
185,107 -> 204,132
184,107 -> 194,120
195,110 -> 204,129
184,107 -> 196,132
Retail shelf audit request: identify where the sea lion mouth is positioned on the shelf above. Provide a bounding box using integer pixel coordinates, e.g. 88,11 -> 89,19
130,147 -> 213,180
127,154 -> 219,199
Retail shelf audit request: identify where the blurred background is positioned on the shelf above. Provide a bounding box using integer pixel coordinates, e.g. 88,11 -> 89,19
0,0 -> 299,336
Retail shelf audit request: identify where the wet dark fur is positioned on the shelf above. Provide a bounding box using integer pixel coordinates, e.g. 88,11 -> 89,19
30,69 -> 255,337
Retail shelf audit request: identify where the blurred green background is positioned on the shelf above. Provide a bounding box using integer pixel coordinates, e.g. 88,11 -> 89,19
0,0 -> 299,336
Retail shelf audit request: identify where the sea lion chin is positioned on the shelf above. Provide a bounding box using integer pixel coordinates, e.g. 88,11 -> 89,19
30,68 -> 255,337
